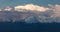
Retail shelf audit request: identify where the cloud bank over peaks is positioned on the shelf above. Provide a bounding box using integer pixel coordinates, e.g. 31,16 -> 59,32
14,4 -> 49,12
0,4 -> 60,17
0,4 -> 60,13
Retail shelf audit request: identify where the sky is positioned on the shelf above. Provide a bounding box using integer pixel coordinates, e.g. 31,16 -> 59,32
0,0 -> 60,8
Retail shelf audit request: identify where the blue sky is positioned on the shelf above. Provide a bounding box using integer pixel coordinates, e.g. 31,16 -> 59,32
0,0 -> 60,8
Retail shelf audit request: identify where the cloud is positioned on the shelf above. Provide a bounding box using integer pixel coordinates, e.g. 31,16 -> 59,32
14,4 -> 49,12
53,4 -> 60,17
4,6 -> 12,11
48,4 -> 60,17
48,4 -> 60,11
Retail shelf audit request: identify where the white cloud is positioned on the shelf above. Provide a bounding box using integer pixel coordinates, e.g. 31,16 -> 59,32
14,4 -> 49,12
4,6 -> 12,11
